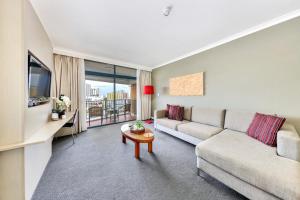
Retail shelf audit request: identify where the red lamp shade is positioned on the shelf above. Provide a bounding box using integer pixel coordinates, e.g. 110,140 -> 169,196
144,85 -> 154,95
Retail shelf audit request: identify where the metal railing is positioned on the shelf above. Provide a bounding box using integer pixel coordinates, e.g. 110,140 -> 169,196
85,98 -> 136,121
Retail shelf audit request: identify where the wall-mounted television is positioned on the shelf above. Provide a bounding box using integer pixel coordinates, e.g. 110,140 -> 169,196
28,51 -> 51,107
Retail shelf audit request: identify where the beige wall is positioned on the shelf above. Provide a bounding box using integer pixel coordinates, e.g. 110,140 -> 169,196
0,0 -> 54,199
0,1 -> 26,199
24,0 -> 54,139
0,0 -> 25,146
0,149 -> 24,200
152,16 -> 300,131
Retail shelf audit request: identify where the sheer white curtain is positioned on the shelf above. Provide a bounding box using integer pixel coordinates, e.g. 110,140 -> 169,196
137,69 -> 151,120
53,54 -> 87,134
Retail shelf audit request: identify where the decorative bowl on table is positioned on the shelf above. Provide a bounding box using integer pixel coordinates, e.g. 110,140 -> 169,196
130,128 -> 145,134
130,121 -> 145,135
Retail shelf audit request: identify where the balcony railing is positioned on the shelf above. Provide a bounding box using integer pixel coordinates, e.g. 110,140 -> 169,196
86,98 -> 136,126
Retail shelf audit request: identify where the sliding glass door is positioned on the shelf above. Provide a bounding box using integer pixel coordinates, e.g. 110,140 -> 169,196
85,60 -> 136,128
115,78 -> 136,122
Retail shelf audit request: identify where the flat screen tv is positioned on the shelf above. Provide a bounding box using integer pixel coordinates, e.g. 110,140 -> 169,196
28,51 -> 51,107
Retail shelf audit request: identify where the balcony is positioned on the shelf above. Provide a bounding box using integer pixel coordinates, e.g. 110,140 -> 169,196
86,98 -> 136,127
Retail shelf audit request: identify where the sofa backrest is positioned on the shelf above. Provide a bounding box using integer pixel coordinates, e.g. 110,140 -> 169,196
184,106 -> 192,121
191,107 -> 225,128
224,110 -> 255,133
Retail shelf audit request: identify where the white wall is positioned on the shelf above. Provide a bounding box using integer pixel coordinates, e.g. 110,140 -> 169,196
0,148 -> 25,200
24,138 -> 52,200
24,0 -> 54,140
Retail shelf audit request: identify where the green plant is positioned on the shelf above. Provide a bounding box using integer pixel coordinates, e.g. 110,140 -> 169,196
134,120 -> 144,130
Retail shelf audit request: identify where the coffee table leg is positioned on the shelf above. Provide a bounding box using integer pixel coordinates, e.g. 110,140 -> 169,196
135,142 -> 140,159
122,135 -> 126,144
148,142 -> 153,153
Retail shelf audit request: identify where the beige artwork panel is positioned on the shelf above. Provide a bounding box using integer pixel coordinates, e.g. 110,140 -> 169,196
169,72 -> 204,96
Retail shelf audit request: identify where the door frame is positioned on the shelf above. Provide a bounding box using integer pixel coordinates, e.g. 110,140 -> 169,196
85,66 -> 136,128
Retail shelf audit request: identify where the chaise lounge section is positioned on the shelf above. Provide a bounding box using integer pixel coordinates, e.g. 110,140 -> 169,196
196,110 -> 300,200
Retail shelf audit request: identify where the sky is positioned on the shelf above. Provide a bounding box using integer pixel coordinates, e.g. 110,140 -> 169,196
86,80 -> 130,97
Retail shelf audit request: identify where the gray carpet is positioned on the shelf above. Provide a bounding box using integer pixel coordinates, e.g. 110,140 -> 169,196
32,123 -> 247,200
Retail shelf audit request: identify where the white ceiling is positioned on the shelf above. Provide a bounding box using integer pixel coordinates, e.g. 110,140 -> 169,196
30,0 -> 300,69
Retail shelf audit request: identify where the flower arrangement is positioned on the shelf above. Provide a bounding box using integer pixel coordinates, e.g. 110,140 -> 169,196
52,95 -> 71,117
133,120 -> 144,130
130,120 -> 145,134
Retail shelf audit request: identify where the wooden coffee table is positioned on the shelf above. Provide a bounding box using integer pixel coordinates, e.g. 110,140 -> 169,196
121,124 -> 154,159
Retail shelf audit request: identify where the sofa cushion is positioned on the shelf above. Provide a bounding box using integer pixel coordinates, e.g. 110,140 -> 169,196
168,105 -> 184,121
195,129 -> 300,200
183,106 -> 192,121
154,109 -> 166,119
165,104 -> 170,117
191,107 -> 225,128
177,122 -> 223,140
156,118 -> 188,130
247,113 -> 286,146
224,110 -> 255,133
277,126 -> 300,162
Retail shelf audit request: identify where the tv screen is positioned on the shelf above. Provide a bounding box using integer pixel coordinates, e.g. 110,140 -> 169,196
28,52 -> 51,107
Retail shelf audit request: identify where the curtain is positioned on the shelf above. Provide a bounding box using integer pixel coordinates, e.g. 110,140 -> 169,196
53,54 -> 87,134
137,69 -> 151,120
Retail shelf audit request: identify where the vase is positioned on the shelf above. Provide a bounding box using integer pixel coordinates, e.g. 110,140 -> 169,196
59,110 -> 66,118
51,112 -> 59,121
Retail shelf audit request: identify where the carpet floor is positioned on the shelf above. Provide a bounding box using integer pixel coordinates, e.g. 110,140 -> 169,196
32,123 -> 247,200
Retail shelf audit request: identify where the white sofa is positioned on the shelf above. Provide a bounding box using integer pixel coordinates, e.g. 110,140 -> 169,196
154,107 -> 225,145
154,108 -> 300,200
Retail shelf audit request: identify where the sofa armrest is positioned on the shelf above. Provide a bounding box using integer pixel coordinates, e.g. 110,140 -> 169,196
154,109 -> 166,120
277,128 -> 300,162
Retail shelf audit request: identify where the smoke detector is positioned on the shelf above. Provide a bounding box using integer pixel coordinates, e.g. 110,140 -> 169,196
163,5 -> 173,16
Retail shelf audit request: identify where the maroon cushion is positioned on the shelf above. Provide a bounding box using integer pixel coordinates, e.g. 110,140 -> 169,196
168,105 -> 178,120
177,106 -> 184,121
247,113 -> 286,146
165,104 -> 171,117
168,105 -> 184,121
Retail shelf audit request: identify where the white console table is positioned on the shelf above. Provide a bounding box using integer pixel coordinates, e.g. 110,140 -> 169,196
0,111 -> 75,152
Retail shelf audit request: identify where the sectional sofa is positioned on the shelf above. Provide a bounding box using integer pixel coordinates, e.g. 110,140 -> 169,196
154,107 -> 300,200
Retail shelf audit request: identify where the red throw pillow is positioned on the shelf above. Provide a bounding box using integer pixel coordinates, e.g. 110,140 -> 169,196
165,104 -> 170,117
247,113 -> 286,146
168,105 -> 184,121
168,105 -> 178,120
177,106 -> 184,121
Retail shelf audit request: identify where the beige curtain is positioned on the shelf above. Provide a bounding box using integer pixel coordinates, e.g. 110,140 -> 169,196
53,54 -> 87,134
137,69 -> 151,120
